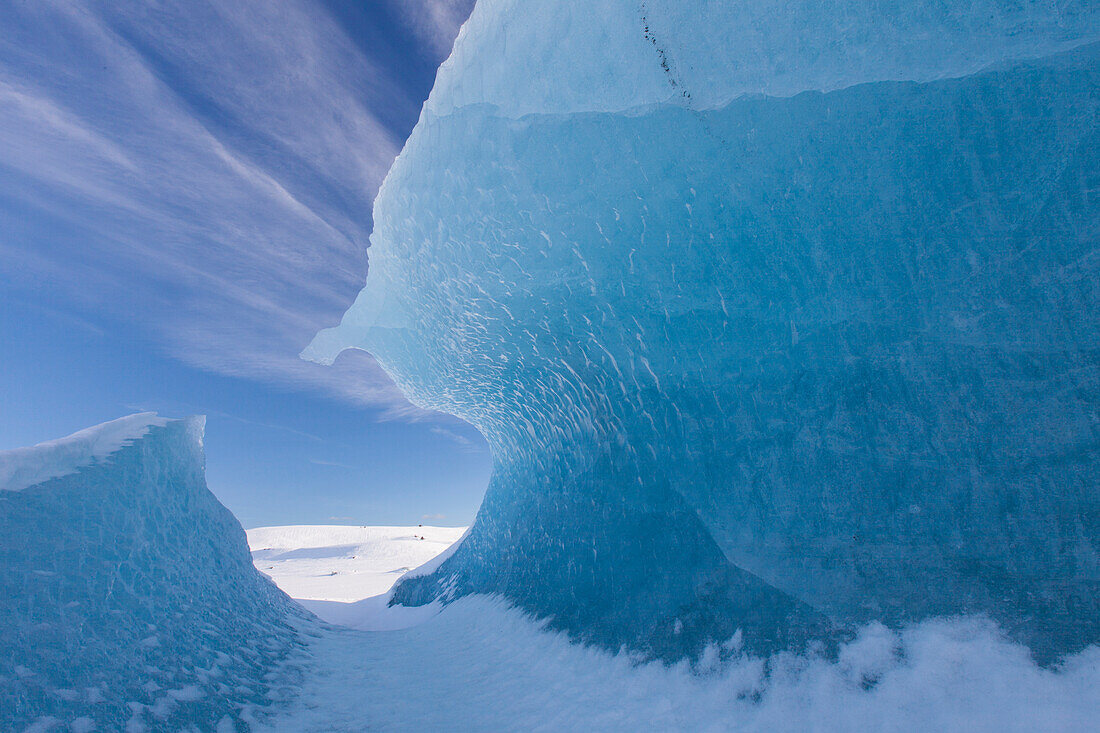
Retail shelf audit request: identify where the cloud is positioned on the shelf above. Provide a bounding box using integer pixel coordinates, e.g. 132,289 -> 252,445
0,0 -> 451,416
421,513 -> 447,522
309,459 -> 361,471
390,0 -> 475,59
428,425 -> 485,450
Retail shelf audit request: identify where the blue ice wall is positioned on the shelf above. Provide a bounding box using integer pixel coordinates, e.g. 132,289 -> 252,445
307,1 -> 1100,661
0,417 -> 306,730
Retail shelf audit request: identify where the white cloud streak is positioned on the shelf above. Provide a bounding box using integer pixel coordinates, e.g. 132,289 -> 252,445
0,0 -> 467,416
391,0 -> 475,59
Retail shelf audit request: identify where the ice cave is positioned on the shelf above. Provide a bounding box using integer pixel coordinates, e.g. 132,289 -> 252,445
307,0 -> 1100,662
3,0 -> 1099,730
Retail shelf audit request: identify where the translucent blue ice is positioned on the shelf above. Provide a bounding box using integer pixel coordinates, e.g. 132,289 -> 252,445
308,0 -> 1100,662
0,416 -> 305,730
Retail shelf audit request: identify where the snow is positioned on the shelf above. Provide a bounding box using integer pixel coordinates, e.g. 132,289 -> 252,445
8,479 -> 1098,730
0,412 -> 170,492
263,596 -> 1100,731
245,524 -> 467,622
246,524 -> 465,630
250,527 -> 1100,731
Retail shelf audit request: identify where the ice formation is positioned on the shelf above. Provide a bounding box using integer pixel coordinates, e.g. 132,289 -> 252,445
0,415 -> 306,731
0,413 -> 170,493
307,0 -> 1100,661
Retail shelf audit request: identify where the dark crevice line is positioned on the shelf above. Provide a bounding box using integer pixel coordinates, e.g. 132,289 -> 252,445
637,4 -> 732,158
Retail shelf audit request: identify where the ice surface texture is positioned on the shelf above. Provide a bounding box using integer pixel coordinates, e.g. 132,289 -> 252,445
0,416 -> 305,730
0,413 -> 170,492
307,1 -> 1100,662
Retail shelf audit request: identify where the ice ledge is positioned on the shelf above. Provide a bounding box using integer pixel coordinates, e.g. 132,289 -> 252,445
0,412 -> 188,492
425,0 -> 1099,119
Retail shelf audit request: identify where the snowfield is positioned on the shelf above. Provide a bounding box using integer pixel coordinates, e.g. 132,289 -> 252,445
247,524 -> 466,603
251,526 -> 1100,732
246,524 -> 466,629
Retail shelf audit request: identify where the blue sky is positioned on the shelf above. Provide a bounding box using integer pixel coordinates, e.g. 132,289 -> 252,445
0,0 -> 488,528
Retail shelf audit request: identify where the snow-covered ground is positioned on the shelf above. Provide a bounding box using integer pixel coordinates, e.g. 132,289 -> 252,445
261,601 -> 1100,732
251,525 -> 1100,732
246,524 -> 466,628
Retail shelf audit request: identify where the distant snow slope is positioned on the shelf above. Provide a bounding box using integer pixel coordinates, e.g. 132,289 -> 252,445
246,525 -> 466,627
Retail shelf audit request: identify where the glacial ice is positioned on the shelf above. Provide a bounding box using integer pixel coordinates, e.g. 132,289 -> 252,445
0,413 -> 169,493
0,415 -> 306,731
307,0 -> 1100,661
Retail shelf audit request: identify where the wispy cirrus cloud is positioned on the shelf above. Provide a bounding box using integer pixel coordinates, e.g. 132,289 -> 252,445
0,0 -> 469,418
391,0 -> 476,59
428,425 -> 478,450
309,459 -> 361,471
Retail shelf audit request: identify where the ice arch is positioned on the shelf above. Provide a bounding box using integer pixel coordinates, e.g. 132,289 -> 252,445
307,0 -> 1100,661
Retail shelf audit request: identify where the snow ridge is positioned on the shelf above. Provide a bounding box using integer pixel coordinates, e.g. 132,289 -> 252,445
0,412 -> 171,492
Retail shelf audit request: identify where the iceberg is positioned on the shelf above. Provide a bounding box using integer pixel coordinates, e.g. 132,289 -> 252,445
307,0 -> 1100,661
0,415 -> 305,731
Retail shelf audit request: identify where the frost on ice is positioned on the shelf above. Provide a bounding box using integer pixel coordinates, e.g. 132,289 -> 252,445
0,415 -> 306,731
307,0 -> 1100,661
